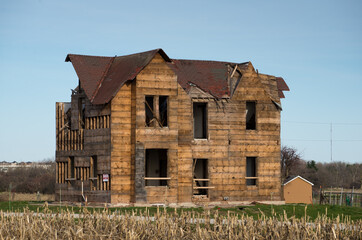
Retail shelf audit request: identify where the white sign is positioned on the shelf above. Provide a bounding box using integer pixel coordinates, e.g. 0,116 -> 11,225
103,174 -> 109,182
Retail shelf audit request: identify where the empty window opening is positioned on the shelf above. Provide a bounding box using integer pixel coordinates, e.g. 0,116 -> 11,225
90,156 -> 98,190
68,156 -> 75,179
145,96 -> 155,127
193,103 -> 207,139
90,156 -> 97,178
246,157 -> 257,186
145,149 -> 168,186
159,96 -> 168,127
193,159 -> 209,196
246,101 -> 256,130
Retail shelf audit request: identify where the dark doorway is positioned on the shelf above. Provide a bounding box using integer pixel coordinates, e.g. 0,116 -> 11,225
246,157 -> 257,186
193,159 -> 209,196
145,149 -> 168,186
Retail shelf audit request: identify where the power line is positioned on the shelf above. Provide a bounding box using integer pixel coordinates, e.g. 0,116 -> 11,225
282,139 -> 362,142
282,121 -> 362,125
331,123 -> 332,162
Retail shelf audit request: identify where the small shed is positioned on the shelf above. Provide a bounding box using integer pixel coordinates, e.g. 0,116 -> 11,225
283,176 -> 314,204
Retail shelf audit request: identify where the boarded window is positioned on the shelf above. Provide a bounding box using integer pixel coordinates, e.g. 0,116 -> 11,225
159,96 -> 168,127
246,101 -> 256,130
193,103 -> 207,139
145,149 -> 168,186
246,157 -> 257,186
75,166 -> 90,181
57,161 -> 68,184
193,159 -> 209,196
145,96 -> 154,127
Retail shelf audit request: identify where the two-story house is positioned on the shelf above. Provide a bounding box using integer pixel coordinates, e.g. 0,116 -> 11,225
55,48 -> 289,204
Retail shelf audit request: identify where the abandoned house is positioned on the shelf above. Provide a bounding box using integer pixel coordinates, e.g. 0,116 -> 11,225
55,49 -> 289,204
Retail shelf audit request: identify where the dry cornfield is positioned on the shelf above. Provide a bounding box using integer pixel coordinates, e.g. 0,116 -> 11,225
0,207 -> 361,239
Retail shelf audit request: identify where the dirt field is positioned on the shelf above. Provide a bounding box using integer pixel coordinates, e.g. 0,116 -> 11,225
0,192 -> 54,202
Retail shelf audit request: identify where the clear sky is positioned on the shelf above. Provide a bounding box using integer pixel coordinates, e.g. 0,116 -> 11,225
0,0 -> 361,163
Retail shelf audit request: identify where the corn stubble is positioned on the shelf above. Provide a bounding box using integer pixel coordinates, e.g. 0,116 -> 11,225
0,207 -> 361,239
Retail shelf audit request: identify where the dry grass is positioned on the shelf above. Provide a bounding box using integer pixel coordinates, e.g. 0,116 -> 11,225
0,207 -> 361,239
0,192 -> 54,202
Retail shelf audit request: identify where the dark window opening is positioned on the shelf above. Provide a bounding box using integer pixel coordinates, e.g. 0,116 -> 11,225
159,96 -> 168,127
78,97 -> 85,129
193,103 -> 207,139
91,155 -> 97,178
68,156 -> 75,179
145,96 -> 154,127
246,101 -> 256,130
145,149 -> 168,186
246,157 -> 257,186
65,108 -> 72,129
193,159 -> 209,196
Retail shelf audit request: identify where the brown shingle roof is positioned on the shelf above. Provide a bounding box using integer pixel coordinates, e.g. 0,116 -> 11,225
170,60 -> 249,98
65,54 -> 113,101
276,77 -> 289,98
66,49 -> 171,104
66,49 -> 289,103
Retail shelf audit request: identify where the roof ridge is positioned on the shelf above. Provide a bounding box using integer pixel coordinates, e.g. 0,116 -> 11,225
65,54 -> 113,61
173,58 -> 249,65
283,175 -> 314,186
66,49 -> 163,61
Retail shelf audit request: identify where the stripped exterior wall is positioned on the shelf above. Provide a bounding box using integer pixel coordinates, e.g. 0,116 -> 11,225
55,49 -> 289,204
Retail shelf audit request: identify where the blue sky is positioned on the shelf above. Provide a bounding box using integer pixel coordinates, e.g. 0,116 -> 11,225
0,0 -> 361,163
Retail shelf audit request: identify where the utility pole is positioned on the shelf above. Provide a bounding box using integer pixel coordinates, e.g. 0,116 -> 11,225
330,123 -> 333,162
8,183 -> 12,211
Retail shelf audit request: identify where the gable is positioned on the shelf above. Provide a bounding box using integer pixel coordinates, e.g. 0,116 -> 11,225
66,49 -> 172,104
283,176 -> 314,186
232,63 -> 272,101
65,54 -> 113,101
188,84 -> 214,98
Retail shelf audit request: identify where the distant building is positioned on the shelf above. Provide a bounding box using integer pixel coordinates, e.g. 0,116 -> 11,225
0,161 -> 52,172
283,176 -> 314,204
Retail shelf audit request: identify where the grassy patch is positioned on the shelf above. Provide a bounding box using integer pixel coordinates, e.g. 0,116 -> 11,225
0,201 -> 360,221
215,204 -> 362,221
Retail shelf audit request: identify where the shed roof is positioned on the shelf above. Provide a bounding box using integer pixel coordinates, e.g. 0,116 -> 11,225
66,49 -> 289,104
283,176 -> 314,186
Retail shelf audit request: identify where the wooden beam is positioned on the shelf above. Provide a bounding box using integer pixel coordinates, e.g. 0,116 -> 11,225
193,186 -> 215,189
144,177 -> 171,180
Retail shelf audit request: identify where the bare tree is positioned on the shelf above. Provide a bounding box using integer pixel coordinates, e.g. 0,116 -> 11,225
281,146 -> 303,182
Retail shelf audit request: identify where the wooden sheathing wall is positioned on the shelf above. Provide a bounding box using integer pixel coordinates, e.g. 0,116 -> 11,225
56,102 -> 84,151
229,64 -> 281,201
110,81 -> 134,204
176,64 -> 281,203
135,53 -> 178,204
55,96 -> 112,203
110,53 -> 178,204
177,85 -> 194,203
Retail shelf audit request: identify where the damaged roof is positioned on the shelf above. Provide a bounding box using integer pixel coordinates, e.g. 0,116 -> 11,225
66,48 -> 289,104
170,60 -> 249,98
